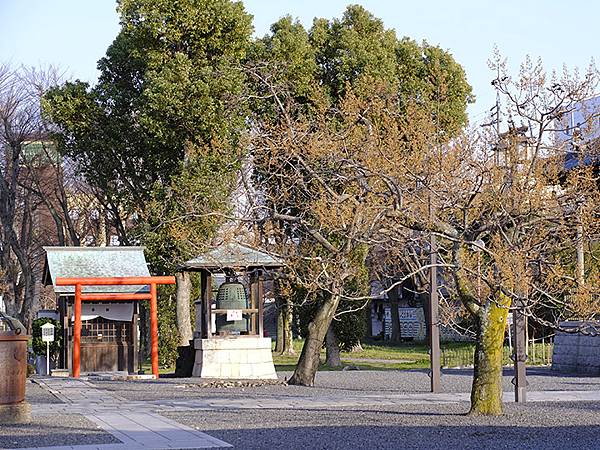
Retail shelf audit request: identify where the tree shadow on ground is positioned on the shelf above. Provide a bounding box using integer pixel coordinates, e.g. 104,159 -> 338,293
0,420 -> 119,449
207,424 -> 600,450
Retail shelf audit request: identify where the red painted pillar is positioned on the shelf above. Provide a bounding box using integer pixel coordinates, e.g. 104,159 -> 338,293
73,283 -> 82,378
150,283 -> 159,379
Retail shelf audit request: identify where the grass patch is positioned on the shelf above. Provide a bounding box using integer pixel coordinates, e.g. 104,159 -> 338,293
272,339 -> 553,372
272,339 -> 434,372
141,361 -> 176,375
146,339 -> 554,374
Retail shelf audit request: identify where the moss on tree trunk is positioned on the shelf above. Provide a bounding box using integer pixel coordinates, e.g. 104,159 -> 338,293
469,294 -> 510,416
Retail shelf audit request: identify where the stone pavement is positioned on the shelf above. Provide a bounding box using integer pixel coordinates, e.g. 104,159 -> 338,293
18,374 -> 600,450
31,377 -> 600,417
27,378 -> 231,450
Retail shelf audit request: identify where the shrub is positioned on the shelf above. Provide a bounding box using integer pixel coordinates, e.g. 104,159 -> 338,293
31,318 -> 62,357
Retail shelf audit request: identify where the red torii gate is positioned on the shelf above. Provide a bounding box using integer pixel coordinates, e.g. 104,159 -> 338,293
55,276 -> 176,379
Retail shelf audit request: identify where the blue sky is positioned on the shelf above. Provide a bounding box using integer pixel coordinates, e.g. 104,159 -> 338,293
0,0 -> 597,124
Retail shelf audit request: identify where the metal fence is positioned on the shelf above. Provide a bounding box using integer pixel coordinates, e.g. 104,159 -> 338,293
441,338 -> 554,368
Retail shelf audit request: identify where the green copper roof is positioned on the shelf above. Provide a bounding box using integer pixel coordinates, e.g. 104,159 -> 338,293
43,246 -> 151,295
182,243 -> 283,270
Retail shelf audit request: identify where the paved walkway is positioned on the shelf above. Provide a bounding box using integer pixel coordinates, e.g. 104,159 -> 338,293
24,375 -> 600,450
31,377 -> 600,417
29,378 -> 231,450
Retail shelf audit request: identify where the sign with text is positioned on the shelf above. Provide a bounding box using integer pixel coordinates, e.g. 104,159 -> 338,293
41,323 -> 55,342
398,308 -> 421,338
226,309 -> 243,322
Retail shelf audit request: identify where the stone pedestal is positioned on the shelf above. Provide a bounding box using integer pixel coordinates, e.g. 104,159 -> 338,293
192,337 -> 277,379
0,402 -> 31,424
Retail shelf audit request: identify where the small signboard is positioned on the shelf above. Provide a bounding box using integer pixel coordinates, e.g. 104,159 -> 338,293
227,309 -> 243,322
399,308 -> 421,338
383,306 -> 392,340
41,323 -> 55,342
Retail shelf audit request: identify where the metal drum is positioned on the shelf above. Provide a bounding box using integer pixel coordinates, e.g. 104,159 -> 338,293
215,282 -> 249,334
0,314 -> 29,405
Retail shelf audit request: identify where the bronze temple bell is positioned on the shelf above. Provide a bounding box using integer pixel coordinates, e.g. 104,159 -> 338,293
215,281 -> 249,334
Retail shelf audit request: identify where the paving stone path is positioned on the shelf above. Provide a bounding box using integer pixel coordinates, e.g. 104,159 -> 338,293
31,377 -> 600,417
26,378 -> 231,450
21,374 -> 600,450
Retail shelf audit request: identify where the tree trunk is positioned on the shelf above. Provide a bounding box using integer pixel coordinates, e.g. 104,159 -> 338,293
365,300 -> 373,338
469,295 -> 510,415
388,286 -> 401,342
275,303 -> 284,353
281,298 -> 295,355
288,292 -> 341,386
325,325 -> 342,367
275,281 -> 295,355
175,271 -> 193,347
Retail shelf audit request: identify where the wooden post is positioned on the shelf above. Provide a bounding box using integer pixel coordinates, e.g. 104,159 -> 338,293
150,282 -> 159,378
132,304 -> 139,374
62,298 -> 69,371
73,283 -> 82,378
513,302 -> 527,402
249,272 -> 257,335
258,271 -> 264,338
194,300 -> 203,338
201,271 -> 212,339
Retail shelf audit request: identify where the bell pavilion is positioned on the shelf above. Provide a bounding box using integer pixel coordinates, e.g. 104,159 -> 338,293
180,243 -> 282,379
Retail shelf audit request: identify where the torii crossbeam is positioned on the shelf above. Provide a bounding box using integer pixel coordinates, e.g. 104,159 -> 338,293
55,276 -> 176,379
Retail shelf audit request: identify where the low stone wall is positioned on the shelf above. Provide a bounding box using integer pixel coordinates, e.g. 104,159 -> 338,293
552,321 -> 600,375
192,336 -> 277,379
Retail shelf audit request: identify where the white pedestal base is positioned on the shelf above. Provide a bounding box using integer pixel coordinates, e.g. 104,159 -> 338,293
192,336 -> 277,379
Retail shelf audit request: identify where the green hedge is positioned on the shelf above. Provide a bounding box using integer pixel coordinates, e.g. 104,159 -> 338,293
31,318 -> 62,357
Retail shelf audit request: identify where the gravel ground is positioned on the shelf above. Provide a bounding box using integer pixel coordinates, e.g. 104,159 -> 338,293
0,413 -> 120,449
0,380 -> 120,449
90,367 -> 600,402
162,401 -> 600,450
25,379 -> 62,404
14,369 -> 600,450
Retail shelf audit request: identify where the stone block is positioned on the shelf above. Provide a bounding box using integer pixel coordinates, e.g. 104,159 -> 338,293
220,365 -> 232,378
217,351 -> 230,363
203,350 -> 217,365
239,364 -> 253,378
554,353 -> 575,365
192,336 -> 276,379
0,402 -> 31,424
553,363 -> 576,373
228,350 -> 242,364
202,367 -> 220,378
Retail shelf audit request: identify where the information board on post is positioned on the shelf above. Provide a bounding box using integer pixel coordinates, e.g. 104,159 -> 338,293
41,323 -> 55,376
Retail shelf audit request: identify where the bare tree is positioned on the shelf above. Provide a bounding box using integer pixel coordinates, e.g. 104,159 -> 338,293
0,64 -> 62,326
249,56 -> 600,415
0,64 -> 112,326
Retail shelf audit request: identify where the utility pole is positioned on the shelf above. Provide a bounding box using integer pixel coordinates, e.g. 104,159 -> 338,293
428,199 -> 441,393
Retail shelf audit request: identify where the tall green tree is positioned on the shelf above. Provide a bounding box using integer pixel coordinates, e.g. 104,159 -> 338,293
45,0 -> 252,242
44,0 -> 253,364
